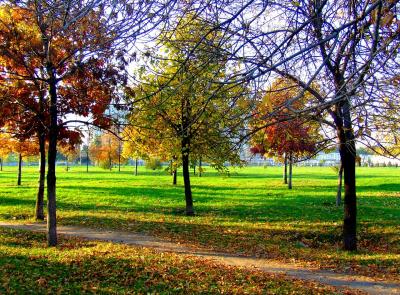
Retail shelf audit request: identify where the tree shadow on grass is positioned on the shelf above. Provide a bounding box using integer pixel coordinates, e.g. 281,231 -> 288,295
0,195 -> 36,206
357,183 -> 400,193
53,181 -> 400,225
58,214 -> 400,259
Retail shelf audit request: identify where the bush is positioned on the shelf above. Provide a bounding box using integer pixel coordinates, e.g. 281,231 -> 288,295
99,160 -> 112,170
145,158 -> 163,170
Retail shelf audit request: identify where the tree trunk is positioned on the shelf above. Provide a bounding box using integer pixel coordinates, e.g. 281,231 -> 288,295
118,151 -> 121,172
36,132 -> 46,221
336,100 -> 357,251
86,150 -> 89,172
182,137 -> 194,216
173,169 -> 177,185
17,153 -> 22,186
87,130 -> 90,173
46,78 -> 58,247
193,162 -> 196,176
288,153 -> 292,189
0,158 -> 3,171
336,161 -> 343,207
66,159 -> 69,171
283,153 -> 288,184
199,157 -> 202,177
135,158 -> 138,176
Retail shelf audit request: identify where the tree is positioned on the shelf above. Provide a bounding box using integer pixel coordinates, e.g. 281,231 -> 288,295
0,0 -> 171,246
59,132 -> 82,171
125,15 -> 249,215
250,79 -> 319,189
0,133 -> 12,171
193,0 -> 400,251
7,136 -> 39,186
90,132 -> 126,170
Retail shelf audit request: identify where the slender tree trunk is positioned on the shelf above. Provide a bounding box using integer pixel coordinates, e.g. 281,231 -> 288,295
66,159 -> 69,171
86,150 -> 89,172
173,169 -> 177,185
336,101 -> 357,251
36,132 -> 46,221
17,153 -> 22,186
193,162 -> 196,176
182,137 -> 194,216
0,158 -> 3,171
47,78 -> 58,247
283,153 -> 288,184
87,129 -> 90,173
135,158 -> 138,176
336,161 -> 343,207
199,157 -> 202,177
288,153 -> 292,189
118,151 -> 121,172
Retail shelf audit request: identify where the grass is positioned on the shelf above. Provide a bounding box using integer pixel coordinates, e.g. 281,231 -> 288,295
0,228 -> 342,294
0,165 -> 399,281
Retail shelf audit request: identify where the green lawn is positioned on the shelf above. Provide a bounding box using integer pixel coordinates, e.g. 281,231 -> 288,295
0,165 -> 399,281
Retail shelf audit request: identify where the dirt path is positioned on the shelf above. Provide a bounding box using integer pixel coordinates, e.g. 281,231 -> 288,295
0,222 -> 399,294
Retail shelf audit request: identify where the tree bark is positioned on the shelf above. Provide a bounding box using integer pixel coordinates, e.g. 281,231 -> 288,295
336,101 -> 357,251
182,137 -> 194,216
36,132 -> 46,221
288,153 -> 292,189
86,149 -> 89,172
283,153 -> 288,184
173,168 -> 177,185
86,130 -> 90,173
336,161 -> 343,207
118,150 -> 121,172
135,158 -> 138,176
17,153 -> 22,186
199,157 -> 202,177
46,77 -> 58,247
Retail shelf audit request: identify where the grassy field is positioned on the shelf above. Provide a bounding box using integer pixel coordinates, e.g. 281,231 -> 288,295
0,165 -> 399,282
0,228 -> 342,294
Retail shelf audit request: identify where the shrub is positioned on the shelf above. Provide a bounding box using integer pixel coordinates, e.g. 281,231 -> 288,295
145,158 -> 163,170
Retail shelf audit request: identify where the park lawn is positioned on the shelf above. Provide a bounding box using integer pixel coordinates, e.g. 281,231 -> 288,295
0,228 -> 343,294
0,165 -> 399,281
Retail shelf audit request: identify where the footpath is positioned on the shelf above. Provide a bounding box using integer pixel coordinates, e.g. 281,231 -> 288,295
0,222 -> 399,295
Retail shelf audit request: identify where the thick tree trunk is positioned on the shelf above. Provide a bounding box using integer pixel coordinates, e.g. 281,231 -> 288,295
336,101 -> 357,251
336,161 -> 343,207
288,153 -> 292,189
17,153 -> 22,186
135,158 -> 138,176
283,153 -> 288,184
47,78 -> 58,247
182,137 -> 194,216
36,132 -> 46,221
